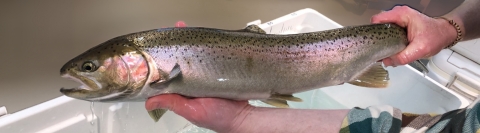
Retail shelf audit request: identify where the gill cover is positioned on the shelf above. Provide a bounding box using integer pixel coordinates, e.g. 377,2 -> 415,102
60,39 -> 149,102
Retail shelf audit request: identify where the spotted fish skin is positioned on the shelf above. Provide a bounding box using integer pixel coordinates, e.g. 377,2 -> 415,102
60,23 -> 407,102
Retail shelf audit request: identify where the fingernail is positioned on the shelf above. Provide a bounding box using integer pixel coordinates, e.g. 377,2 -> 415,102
147,102 -> 162,111
175,21 -> 187,27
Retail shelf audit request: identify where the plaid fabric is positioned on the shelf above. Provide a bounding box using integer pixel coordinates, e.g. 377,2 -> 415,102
340,97 -> 480,133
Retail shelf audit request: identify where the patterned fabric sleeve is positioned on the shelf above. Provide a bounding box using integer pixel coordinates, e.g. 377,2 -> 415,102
340,97 -> 480,133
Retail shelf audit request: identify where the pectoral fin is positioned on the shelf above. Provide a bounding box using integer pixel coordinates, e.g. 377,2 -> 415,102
348,63 -> 389,88
148,109 -> 168,122
150,64 -> 181,89
168,63 -> 182,79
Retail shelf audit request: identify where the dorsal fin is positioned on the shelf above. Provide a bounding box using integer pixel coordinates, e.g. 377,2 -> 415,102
243,25 -> 266,34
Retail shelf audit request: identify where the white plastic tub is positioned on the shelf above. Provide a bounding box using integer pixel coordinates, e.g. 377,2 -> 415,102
0,8 -> 470,133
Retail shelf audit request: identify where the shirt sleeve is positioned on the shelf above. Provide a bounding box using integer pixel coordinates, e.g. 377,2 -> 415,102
340,97 -> 480,133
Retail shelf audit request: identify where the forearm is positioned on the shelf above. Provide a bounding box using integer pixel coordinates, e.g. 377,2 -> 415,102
229,107 -> 349,133
443,0 -> 480,41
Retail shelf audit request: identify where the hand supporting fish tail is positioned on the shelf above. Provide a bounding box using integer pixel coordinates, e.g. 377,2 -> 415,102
371,6 -> 459,67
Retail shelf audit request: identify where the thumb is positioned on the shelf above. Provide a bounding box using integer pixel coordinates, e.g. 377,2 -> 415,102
371,6 -> 410,27
382,57 -> 394,67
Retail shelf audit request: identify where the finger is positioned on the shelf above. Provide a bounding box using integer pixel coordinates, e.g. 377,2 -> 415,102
145,94 -> 188,111
390,41 -> 428,66
382,58 -> 394,67
371,6 -> 411,27
160,21 -> 187,28
145,94 -> 204,121
175,21 -> 187,27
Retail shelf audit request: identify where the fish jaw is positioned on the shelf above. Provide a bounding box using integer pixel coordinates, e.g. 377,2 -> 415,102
60,73 -> 103,101
60,73 -> 100,91
60,86 -> 131,102
59,67 -> 122,102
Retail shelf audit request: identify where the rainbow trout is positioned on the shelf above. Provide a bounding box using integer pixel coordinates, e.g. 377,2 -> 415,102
60,24 -> 407,121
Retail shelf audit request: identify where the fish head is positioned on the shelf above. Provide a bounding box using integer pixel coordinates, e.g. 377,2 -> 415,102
60,38 -> 149,102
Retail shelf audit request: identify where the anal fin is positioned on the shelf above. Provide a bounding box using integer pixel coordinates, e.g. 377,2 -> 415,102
348,63 -> 389,88
261,99 -> 290,108
270,94 -> 303,102
148,109 -> 168,122
260,94 -> 302,108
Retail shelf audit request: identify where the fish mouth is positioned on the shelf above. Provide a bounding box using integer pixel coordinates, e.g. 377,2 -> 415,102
60,73 -> 103,101
60,74 -> 100,93
60,73 -> 131,102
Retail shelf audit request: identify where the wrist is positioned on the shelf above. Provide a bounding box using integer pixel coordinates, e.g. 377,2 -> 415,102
224,105 -> 257,133
435,16 -> 463,48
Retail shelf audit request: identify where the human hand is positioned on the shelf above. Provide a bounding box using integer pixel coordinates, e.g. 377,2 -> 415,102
371,6 -> 458,67
145,94 -> 348,133
145,94 -> 252,132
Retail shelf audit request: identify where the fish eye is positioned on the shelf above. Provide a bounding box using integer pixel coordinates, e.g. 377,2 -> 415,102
82,61 -> 97,72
